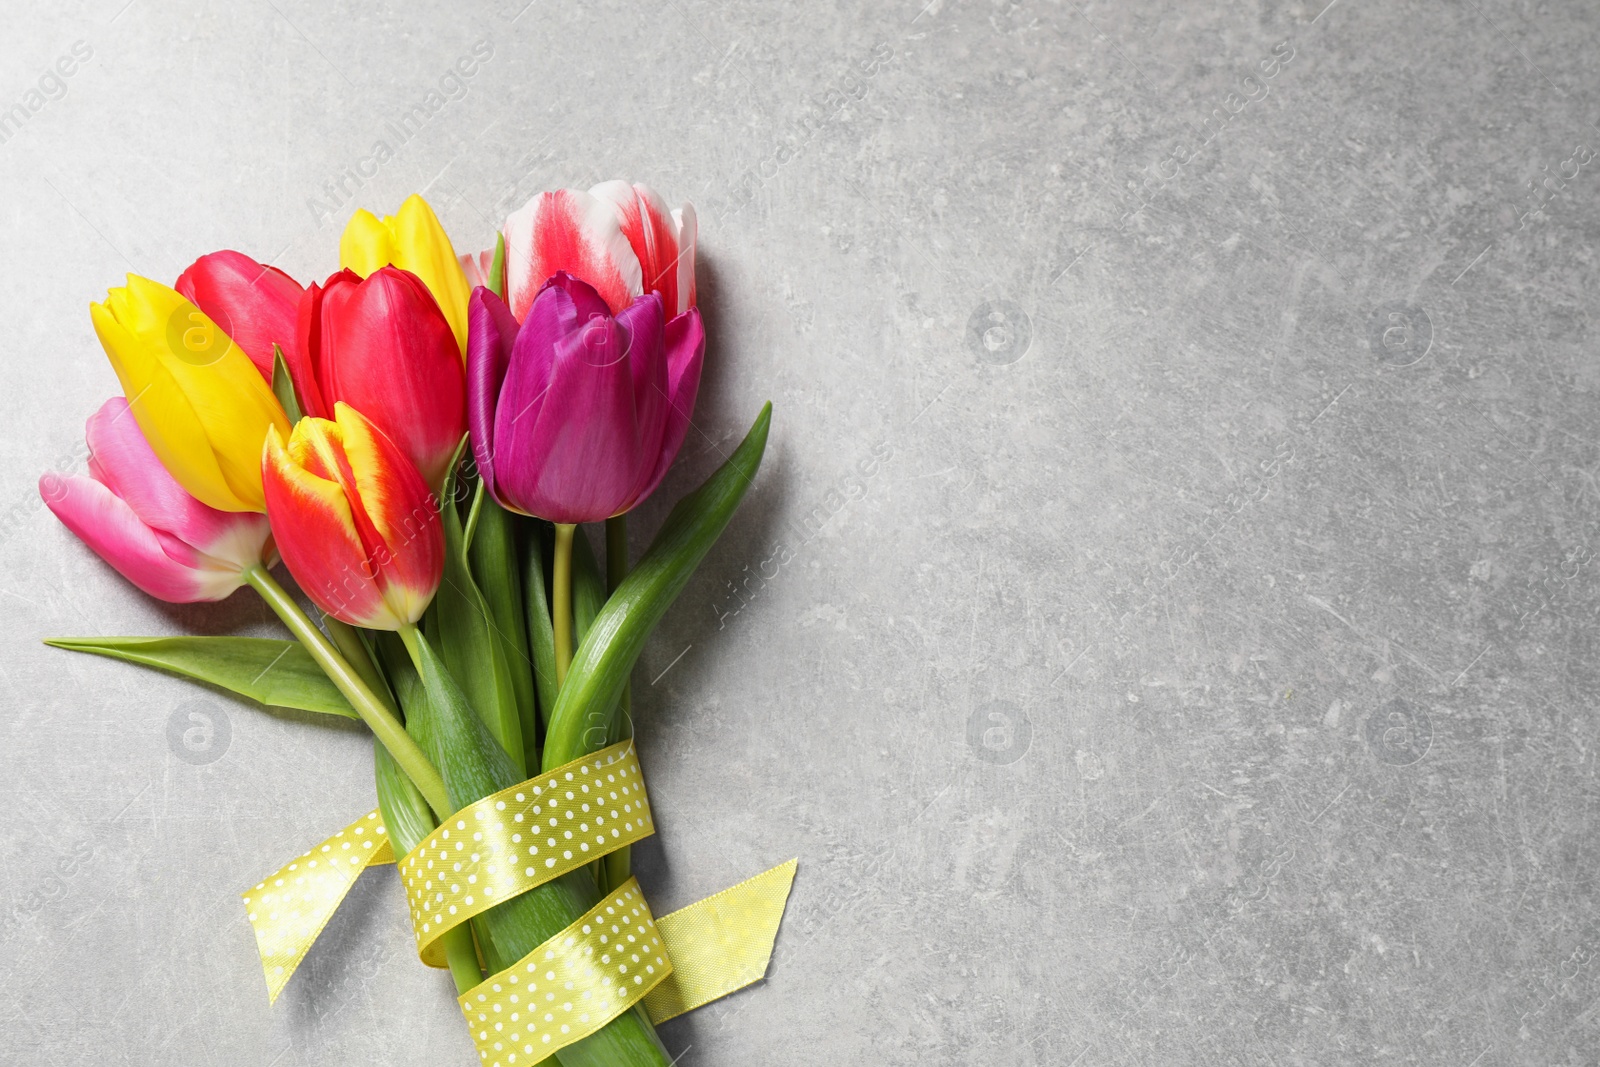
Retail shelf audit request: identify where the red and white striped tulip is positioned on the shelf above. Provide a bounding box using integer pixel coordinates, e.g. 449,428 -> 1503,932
261,403 -> 443,630
501,180 -> 696,321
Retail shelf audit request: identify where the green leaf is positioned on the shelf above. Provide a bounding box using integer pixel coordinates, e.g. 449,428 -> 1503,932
371,632 -> 439,855
543,403 -> 772,771
45,636 -> 357,718
426,476 -> 525,775
571,524 -> 607,645
522,520 -> 559,728
271,345 -> 303,424
488,231 -> 506,301
399,627 -> 670,1064
467,488 -> 539,774
374,742 -> 435,857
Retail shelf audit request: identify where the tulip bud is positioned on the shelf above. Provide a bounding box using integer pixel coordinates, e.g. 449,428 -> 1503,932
42,397 -> 273,602
286,267 -> 466,492
91,274 -> 291,513
339,194 -> 473,356
467,273 -> 704,524
262,403 -> 444,630
501,180 -> 696,322
174,251 -> 304,381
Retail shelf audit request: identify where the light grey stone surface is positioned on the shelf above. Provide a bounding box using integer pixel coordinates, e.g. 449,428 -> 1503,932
4,1 -> 1599,1064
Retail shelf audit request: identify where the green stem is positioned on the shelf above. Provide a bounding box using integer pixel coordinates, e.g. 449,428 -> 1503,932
324,616 -> 388,703
601,514 -> 633,894
605,515 -> 628,594
444,927 -> 484,994
244,566 -> 450,818
552,522 -> 576,687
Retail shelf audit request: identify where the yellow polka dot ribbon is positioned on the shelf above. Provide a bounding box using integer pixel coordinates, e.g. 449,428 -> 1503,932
462,878 -> 669,1064
241,743 -> 799,1044
241,810 -> 394,1004
400,741 -> 653,967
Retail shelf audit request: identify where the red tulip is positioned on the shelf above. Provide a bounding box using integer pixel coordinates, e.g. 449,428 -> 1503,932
285,267 -> 465,491
262,403 -> 443,629
174,251 -> 304,381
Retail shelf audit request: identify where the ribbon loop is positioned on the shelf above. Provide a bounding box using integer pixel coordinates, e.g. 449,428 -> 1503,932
461,877 -> 670,1064
399,741 -> 654,966
241,810 -> 394,1004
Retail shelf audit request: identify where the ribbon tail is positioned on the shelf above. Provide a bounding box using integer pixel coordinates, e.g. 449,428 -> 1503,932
643,858 -> 798,1024
240,809 -> 394,1004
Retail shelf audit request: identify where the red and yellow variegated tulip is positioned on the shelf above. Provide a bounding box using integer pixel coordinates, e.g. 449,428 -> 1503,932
174,251 -> 304,381
41,397 -> 273,602
339,194 -> 473,356
501,180 -> 696,321
91,274 -> 290,513
285,266 -> 465,492
262,403 -> 444,630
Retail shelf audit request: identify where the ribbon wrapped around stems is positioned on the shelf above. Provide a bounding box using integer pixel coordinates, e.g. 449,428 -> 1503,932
242,742 -> 797,1063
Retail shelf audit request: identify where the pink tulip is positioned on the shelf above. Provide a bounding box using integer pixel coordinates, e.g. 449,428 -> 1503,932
501,180 -> 696,321
41,397 -> 273,602
467,273 -> 704,524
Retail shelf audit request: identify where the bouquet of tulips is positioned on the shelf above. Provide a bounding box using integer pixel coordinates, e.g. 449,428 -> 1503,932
42,185 -> 787,1067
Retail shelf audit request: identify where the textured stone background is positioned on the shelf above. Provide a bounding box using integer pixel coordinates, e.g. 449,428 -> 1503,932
4,1 -> 1599,1064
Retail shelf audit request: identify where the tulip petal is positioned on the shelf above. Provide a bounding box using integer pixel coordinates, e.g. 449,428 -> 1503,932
85,396 -> 269,570
314,268 -> 465,490
467,287 -> 521,506
459,248 -> 495,290
673,202 -> 698,315
338,209 -> 392,277
505,189 -> 641,320
263,424 -> 396,628
635,308 -> 706,505
332,404 -> 444,626
593,182 -> 693,317
42,473 -> 242,602
516,306 -> 641,524
614,293 -> 670,501
491,273 -> 617,511
288,276 -> 334,420
94,300 -> 252,514
341,197 -> 473,356
95,276 -> 289,512
391,195 -> 474,356
175,251 -> 304,381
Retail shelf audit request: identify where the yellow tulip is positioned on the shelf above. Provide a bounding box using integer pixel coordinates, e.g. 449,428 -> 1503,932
91,274 -> 290,513
339,194 -> 472,356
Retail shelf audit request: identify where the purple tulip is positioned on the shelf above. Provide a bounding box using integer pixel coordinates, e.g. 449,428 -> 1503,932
467,272 -> 704,524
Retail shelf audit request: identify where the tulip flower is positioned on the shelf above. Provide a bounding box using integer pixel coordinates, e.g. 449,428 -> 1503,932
262,402 -> 444,630
174,251 -> 304,381
467,272 -> 704,524
282,266 -> 465,492
41,397 -> 273,602
502,180 -> 696,321
458,247 -> 496,290
92,274 -> 291,513
339,194 -> 473,356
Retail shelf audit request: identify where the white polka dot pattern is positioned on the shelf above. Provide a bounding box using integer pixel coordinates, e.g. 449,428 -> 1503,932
460,878 -> 670,1066
241,810 -> 394,1004
399,742 -> 654,967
